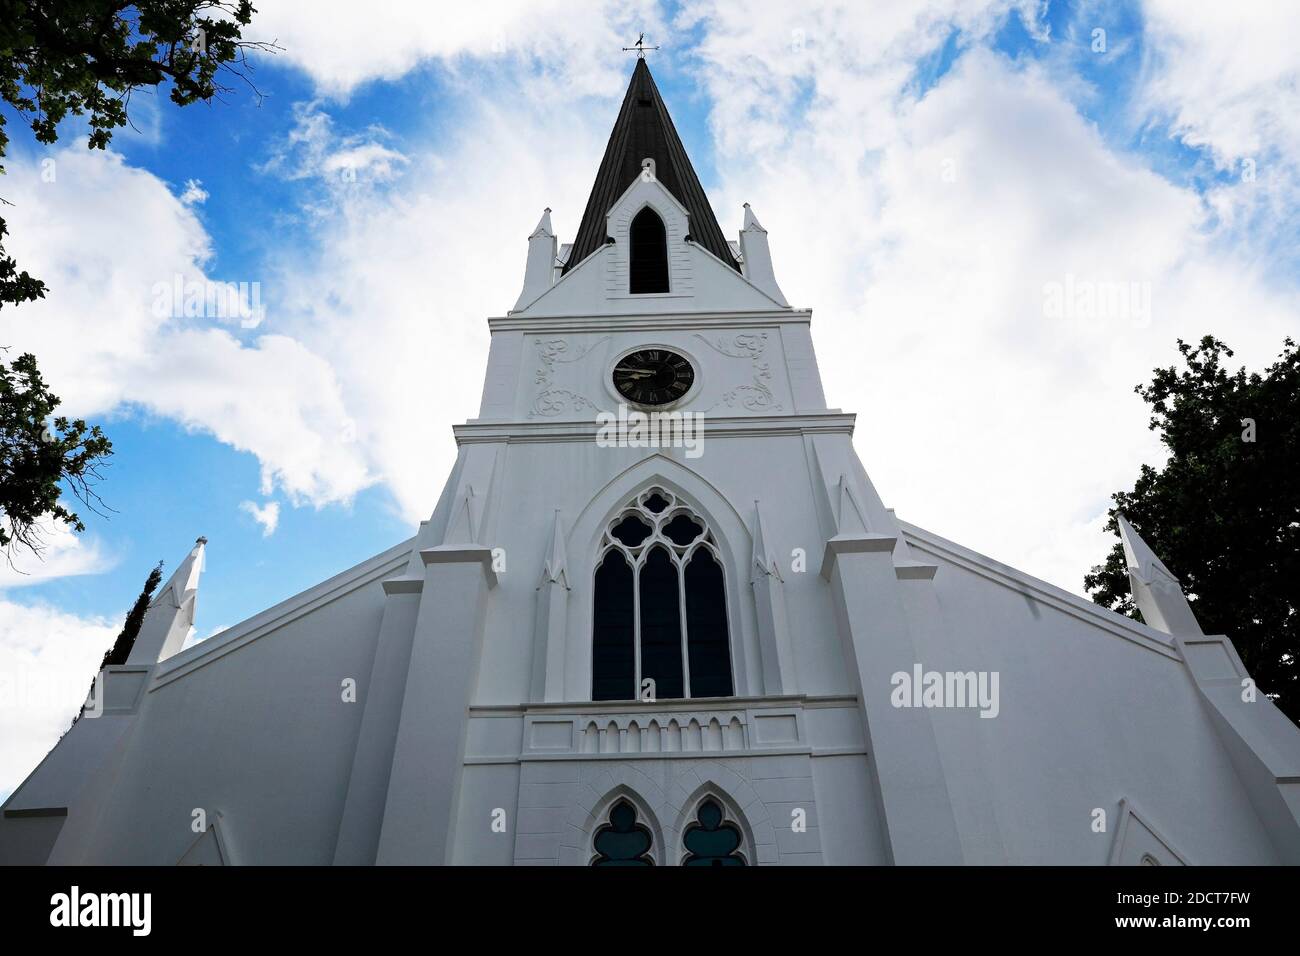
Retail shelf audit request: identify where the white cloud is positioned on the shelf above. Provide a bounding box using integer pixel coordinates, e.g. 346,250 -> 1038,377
0,520 -> 115,590
1136,0 -> 1300,274
178,178 -> 208,205
1138,1 -> 1300,167
263,95 -> 611,520
680,1 -> 1298,593
239,500 -> 281,537
0,147 -> 373,507
259,102 -> 408,185
253,0 -> 666,98
0,81 -> 610,528
0,599 -> 117,799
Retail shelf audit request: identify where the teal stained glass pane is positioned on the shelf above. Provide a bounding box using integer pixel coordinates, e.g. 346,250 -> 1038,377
592,801 -> 653,866
682,798 -> 745,866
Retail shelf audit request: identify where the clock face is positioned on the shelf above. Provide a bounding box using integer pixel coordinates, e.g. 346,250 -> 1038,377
612,348 -> 695,406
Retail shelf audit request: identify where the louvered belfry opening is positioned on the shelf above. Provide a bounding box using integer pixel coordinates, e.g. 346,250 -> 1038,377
564,58 -> 740,276
629,207 -> 670,293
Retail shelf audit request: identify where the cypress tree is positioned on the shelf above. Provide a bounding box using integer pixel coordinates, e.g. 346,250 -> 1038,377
101,560 -> 165,668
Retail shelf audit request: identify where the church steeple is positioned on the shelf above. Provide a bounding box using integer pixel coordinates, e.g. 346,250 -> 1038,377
564,58 -> 739,274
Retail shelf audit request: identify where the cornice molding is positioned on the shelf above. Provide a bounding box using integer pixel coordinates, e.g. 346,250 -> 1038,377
453,411 -> 855,445
488,308 -> 812,334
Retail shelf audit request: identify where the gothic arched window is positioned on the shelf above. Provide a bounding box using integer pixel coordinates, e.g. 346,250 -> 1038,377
682,798 -> 746,866
629,206 -> 669,294
591,799 -> 654,866
591,488 -> 734,701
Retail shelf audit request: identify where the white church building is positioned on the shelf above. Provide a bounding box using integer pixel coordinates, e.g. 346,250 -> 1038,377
4,60 -> 1299,866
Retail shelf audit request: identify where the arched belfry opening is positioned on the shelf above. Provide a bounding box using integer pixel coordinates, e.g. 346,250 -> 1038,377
628,206 -> 670,294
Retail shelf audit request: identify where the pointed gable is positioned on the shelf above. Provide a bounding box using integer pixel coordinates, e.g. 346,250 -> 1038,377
564,58 -> 739,275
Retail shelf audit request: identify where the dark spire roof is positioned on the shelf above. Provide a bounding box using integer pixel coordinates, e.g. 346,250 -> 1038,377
563,58 -> 740,274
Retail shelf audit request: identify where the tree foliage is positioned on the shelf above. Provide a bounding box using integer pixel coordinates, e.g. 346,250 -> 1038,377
0,212 -> 45,307
0,2 -> 271,557
0,1 -> 267,156
0,1 -> 274,307
1085,336 -> 1300,722
101,559 -> 164,667
0,350 -> 112,560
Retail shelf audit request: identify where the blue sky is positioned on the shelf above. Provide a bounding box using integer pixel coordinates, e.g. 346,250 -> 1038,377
2,0 -> 1298,796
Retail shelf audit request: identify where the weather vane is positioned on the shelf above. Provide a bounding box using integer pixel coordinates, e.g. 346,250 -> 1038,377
622,32 -> 659,59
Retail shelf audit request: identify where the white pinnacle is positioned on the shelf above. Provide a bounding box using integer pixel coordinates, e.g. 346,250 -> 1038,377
530,207 -> 554,239
1115,513 -> 1202,636
540,510 -> 570,589
126,536 -> 207,665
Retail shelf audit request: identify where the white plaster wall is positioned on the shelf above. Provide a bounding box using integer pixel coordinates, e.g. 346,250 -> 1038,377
811,753 -> 889,864
66,578 -> 389,864
906,532 -> 1278,864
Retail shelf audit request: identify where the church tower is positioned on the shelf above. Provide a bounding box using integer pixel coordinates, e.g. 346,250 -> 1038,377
7,59 -> 1298,868
348,57 -> 918,865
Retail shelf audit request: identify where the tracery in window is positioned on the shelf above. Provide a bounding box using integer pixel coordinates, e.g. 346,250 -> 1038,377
591,488 -> 734,701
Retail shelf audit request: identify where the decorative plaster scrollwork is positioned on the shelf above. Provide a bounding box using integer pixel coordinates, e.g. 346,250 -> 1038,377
694,332 -> 782,412
530,336 -> 610,417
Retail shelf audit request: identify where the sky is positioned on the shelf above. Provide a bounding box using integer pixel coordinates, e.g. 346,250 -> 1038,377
1,0 -> 1297,798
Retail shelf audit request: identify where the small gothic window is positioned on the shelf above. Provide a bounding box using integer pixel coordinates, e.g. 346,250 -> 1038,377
591,800 -> 654,866
591,488 -> 734,701
629,207 -> 669,294
682,798 -> 746,866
